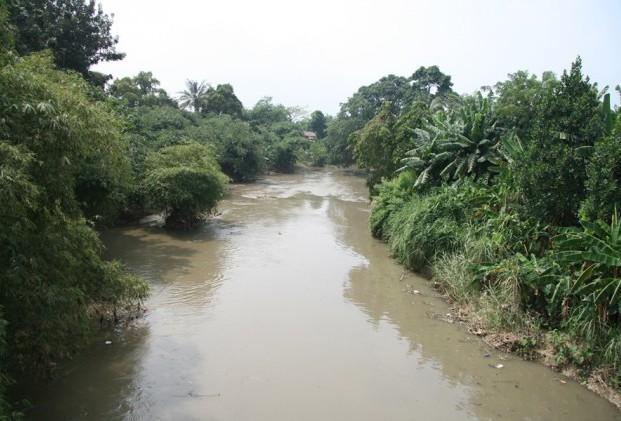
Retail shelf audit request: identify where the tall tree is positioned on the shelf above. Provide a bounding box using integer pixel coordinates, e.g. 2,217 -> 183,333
7,0 -> 124,82
494,70 -> 557,140
514,57 -> 606,225
308,110 -> 327,138
410,65 -> 453,99
202,83 -> 243,117
247,97 -> 291,127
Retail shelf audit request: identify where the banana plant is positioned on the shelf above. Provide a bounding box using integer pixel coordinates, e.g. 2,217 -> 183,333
400,93 -> 503,187
552,211 -> 621,321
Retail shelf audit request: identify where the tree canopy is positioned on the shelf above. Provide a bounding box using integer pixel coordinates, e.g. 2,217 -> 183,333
7,0 -> 124,81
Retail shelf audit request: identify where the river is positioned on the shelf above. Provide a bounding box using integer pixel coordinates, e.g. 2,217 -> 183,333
23,169 -> 620,420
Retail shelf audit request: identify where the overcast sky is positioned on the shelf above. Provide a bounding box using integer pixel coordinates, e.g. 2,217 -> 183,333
94,0 -> 621,115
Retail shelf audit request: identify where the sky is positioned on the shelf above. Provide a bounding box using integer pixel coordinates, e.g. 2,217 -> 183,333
94,0 -> 621,115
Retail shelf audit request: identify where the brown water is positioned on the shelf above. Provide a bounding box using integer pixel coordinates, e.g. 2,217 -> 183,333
23,169 -> 619,420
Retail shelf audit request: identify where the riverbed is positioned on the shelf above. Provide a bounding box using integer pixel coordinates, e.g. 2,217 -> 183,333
24,169 -> 620,420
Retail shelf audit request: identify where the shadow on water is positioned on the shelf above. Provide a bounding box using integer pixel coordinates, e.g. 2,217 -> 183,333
22,219 -> 240,419
17,322 -> 150,420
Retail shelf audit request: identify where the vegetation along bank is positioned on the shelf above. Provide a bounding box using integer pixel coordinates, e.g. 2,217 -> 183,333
0,1 -> 330,416
1,0 -> 620,415
325,61 -> 621,405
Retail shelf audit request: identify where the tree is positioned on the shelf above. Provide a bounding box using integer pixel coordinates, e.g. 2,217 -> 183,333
341,74 -> 413,121
109,71 -> 176,108
308,141 -> 328,167
268,140 -> 298,173
247,97 -> 290,127
193,115 -> 265,182
324,116 -> 360,165
202,83 -> 243,117
326,67 -> 453,168
514,58 -> 606,225
494,70 -> 557,140
143,143 -> 228,228
0,51 -> 147,380
0,1 -> 13,51
410,65 -> 453,99
309,110 -> 327,138
353,102 -> 397,188
7,0 -> 124,81
580,118 -> 621,222
178,79 -> 209,113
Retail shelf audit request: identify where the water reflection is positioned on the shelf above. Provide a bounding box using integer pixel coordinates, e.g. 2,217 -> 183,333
328,172 -> 619,420
23,169 -> 619,420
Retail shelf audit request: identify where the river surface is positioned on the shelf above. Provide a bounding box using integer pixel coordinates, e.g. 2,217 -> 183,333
24,169 -> 620,420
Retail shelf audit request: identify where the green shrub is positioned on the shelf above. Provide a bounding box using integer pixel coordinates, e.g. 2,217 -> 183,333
143,143 -> 227,227
549,214 -> 621,332
382,186 -> 468,271
369,171 -> 416,238
269,140 -> 297,173
218,135 -> 265,182
580,131 -> 621,222
308,142 -> 328,167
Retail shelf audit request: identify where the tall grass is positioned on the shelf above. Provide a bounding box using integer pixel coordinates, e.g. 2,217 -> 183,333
370,175 -> 621,385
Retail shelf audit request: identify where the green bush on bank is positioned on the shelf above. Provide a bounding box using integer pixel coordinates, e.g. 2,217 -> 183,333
366,59 -> 621,388
0,52 -> 149,401
371,167 -> 621,387
268,140 -> 298,173
143,143 -> 228,228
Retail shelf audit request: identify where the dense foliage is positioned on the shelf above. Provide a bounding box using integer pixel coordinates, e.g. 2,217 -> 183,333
0,47 -> 148,411
324,66 -> 454,181
143,143 -> 227,227
0,1 -> 324,415
4,0 -> 619,411
7,0 -> 124,83
364,58 -> 621,388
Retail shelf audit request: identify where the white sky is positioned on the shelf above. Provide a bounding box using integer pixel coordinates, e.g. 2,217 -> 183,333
94,0 -> 621,115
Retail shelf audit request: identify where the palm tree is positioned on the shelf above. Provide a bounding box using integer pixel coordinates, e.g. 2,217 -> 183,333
178,80 -> 209,112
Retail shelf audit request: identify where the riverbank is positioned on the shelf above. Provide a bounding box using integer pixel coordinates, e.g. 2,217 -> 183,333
369,173 -> 621,411
429,282 -> 621,409
20,170 -> 620,420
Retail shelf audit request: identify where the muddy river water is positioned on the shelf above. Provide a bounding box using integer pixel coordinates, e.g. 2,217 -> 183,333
24,169 -> 620,420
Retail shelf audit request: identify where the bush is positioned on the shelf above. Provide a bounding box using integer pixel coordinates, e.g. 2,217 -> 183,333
269,140 -> 297,173
580,130 -> 621,222
514,140 -> 588,226
369,171 -> 417,238
376,185 -> 469,271
218,136 -> 264,182
308,142 -> 328,167
195,116 -> 265,182
143,143 -> 227,227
